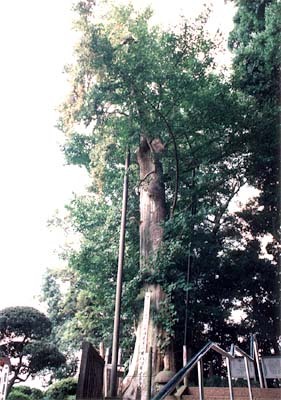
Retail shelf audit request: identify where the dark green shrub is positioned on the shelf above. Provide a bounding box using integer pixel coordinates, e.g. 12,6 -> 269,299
44,378 -> 77,400
203,375 -> 260,387
232,378 -> 259,387
12,386 -> 32,396
29,388 -> 44,400
8,389 -> 30,400
8,386 -> 44,400
204,375 -> 228,387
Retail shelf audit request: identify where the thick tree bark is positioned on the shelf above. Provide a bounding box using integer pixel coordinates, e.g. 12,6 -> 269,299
122,136 -> 175,400
138,137 -> 166,266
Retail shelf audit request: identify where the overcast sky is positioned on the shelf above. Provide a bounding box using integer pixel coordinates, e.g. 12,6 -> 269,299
0,0 -> 236,311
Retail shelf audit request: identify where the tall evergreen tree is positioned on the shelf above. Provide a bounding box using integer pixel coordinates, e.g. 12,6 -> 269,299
228,0 -> 281,344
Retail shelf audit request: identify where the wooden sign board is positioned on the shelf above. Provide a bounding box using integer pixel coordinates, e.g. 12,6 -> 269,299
261,356 -> 281,379
76,341 -> 104,400
138,292 -> 151,400
230,358 -> 256,379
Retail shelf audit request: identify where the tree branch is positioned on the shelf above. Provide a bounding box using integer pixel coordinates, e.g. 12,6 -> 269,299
16,373 -> 31,383
140,93 -> 180,218
139,170 -> 155,186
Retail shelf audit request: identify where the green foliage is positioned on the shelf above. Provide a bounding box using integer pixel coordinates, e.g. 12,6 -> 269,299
41,194 -> 139,357
203,375 -> 229,387
25,343 -> 66,373
8,386 -> 43,400
63,133 -> 94,171
229,0 -> 280,99
8,390 -> 30,400
58,3 -> 250,253
202,375 -> 260,387
228,0 -> 280,345
44,378 -> 77,400
0,307 -> 52,341
0,307 -> 65,395
229,0 -> 280,243
25,388 -> 43,400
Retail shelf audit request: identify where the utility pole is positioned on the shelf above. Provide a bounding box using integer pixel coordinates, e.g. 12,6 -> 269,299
110,150 -> 130,397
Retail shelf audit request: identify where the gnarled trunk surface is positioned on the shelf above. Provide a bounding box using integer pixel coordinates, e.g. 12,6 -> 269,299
122,136 -> 174,400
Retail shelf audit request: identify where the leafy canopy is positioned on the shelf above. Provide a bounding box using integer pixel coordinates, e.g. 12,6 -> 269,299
0,307 -> 65,394
0,307 -> 51,341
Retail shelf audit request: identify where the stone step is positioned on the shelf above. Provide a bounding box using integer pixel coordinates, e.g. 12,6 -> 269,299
183,397 -> 279,400
96,388 -> 281,400
183,398 -> 279,400
182,387 -> 281,400
183,397 -> 280,399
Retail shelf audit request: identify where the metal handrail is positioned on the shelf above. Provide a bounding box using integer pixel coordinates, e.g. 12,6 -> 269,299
232,344 -> 254,362
151,341 -> 257,400
151,341 -> 232,400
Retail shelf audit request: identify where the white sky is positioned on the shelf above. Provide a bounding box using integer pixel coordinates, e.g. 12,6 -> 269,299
0,0 -> 236,311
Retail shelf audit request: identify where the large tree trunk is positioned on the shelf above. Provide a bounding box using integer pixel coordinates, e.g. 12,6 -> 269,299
122,136 -> 175,400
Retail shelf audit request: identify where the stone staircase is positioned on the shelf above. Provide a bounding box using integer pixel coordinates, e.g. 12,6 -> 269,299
182,387 -> 281,400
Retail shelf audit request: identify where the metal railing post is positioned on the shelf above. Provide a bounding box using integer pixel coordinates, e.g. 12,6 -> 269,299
244,356 -> 253,400
183,345 -> 188,386
226,357 -> 234,400
260,358 -> 268,388
197,359 -> 204,400
253,335 -> 264,388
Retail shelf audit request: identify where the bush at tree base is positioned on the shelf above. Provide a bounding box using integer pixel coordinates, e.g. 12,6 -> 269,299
8,386 -> 43,400
44,378 -> 77,400
8,390 -> 30,400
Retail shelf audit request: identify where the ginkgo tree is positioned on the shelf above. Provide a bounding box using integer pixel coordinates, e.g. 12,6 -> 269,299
55,1 -> 253,395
